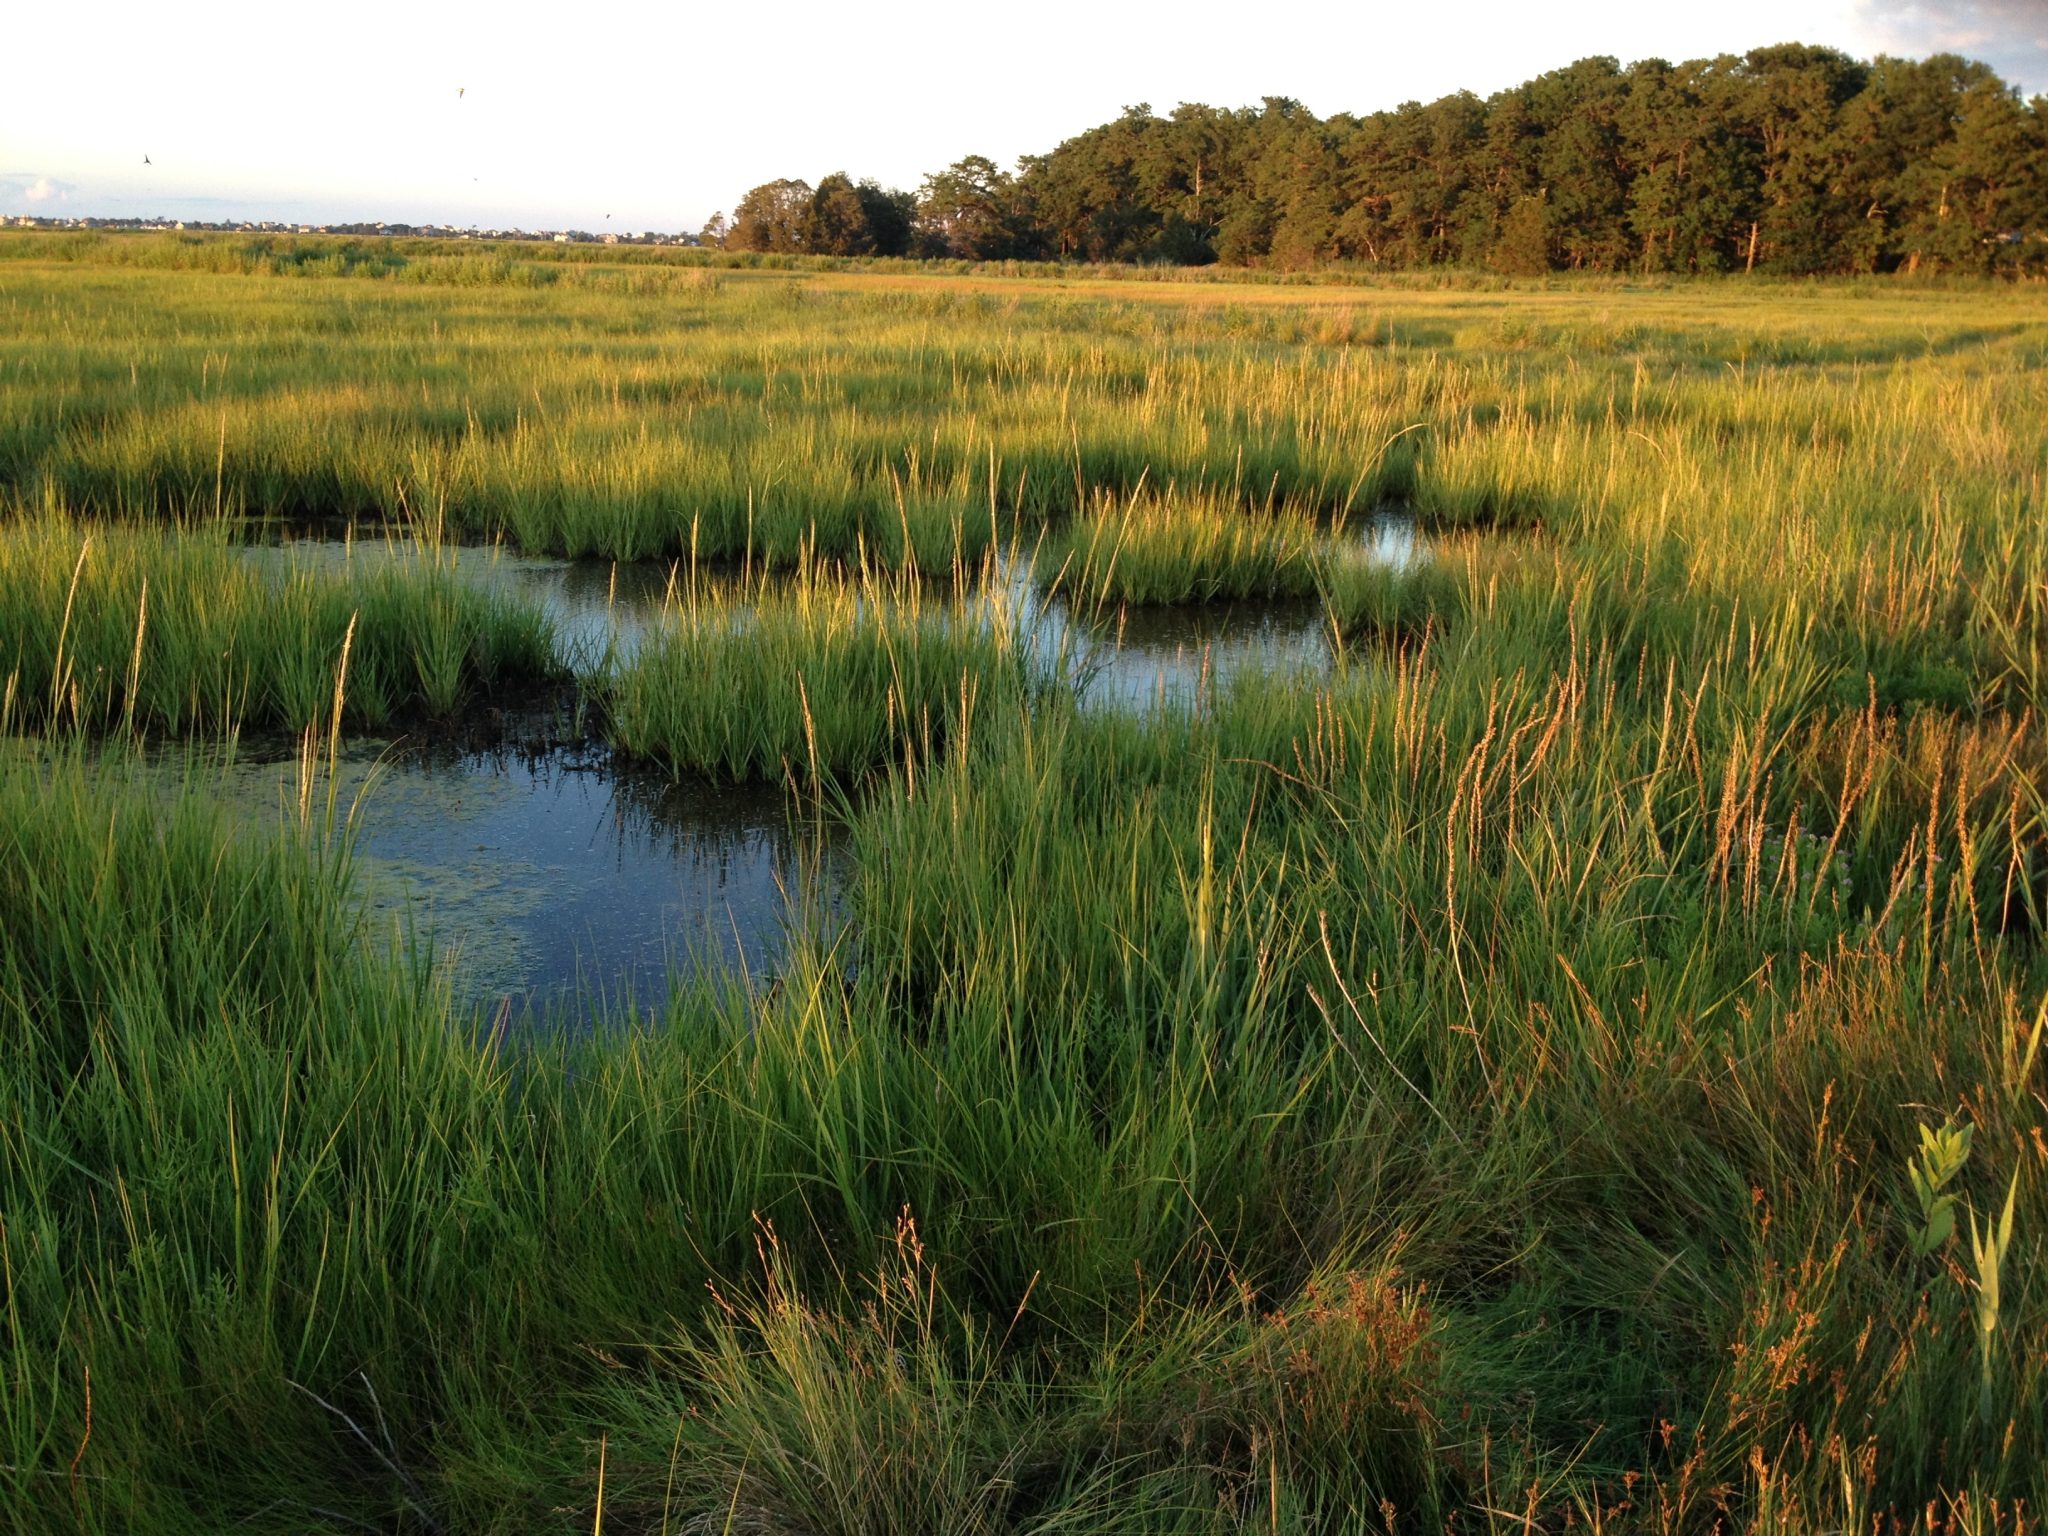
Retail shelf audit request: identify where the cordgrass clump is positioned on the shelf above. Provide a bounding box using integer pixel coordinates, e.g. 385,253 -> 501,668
0,516 -> 559,732
1049,484 -> 1328,607
604,561 -> 1030,783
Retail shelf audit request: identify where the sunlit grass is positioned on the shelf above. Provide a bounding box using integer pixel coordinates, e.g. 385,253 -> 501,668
603,557 -> 1031,783
1047,483 -> 1328,607
2,243 -> 2046,1530
0,512 -> 558,732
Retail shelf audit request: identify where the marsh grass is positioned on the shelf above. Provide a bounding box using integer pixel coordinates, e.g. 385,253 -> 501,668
3,246 -> 2047,1531
0,514 -> 558,732
9,632 -> 2043,1529
1050,482 -> 1329,608
603,553 -> 1032,783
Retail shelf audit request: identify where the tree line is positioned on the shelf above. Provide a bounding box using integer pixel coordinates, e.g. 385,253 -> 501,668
711,44 -> 2048,274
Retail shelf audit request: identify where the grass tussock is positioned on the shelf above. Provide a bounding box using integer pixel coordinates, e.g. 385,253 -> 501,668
603,560 -> 1031,783
0,515 -> 557,732
1048,483 -> 1329,608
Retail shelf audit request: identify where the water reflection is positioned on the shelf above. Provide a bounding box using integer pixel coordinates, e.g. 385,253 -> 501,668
1049,591 -> 1331,712
483,556 -> 680,663
225,539 -> 842,1016
1350,508 -> 1424,572
184,736 -> 825,1018
1004,511 -> 1422,712
212,511 -> 1425,1005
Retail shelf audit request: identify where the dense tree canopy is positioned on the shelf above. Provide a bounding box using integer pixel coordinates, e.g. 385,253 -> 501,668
915,155 -> 1044,260
720,44 -> 2048,272
724,175 -> 918,257
728,178 -> 814,254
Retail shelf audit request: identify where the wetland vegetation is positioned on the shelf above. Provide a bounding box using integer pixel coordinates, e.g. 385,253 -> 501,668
2,236 -> 2046,1532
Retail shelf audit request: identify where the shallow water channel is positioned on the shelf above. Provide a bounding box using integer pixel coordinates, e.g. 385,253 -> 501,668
228,513 -> 1421,1013
247,510 -> 1420,704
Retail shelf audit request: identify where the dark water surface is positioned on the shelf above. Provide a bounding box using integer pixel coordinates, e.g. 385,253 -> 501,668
188,736 -> 825,1018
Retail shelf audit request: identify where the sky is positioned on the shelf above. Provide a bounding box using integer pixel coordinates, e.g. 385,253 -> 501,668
4,0 -> 2044,234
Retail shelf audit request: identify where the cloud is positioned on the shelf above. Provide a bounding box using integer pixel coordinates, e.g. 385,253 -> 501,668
1854,0 -> 2048,40
1849,0 -> 2048,87
1,173 -> 77,208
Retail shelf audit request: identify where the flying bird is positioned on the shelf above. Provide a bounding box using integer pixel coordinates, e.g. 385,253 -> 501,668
143,155 -> 151,165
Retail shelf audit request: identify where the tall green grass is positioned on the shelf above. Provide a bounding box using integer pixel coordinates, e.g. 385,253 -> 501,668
7,652 -> 2042,1529
1048,483 -> 1329,607
16,247 -> 2038,572
603,558 -> 1032,783
2,250 -> 2046,1531
0,515 -> 559,731
0,737 -> 1454,1530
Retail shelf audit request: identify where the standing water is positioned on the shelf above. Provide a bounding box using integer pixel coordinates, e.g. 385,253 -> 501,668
183,734 -> 826,1019
226,510 -> 1422,1011
1005,508 -> 1425,711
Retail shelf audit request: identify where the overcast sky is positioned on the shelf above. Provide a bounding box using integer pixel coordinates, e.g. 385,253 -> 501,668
4,0 -> 2043,233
